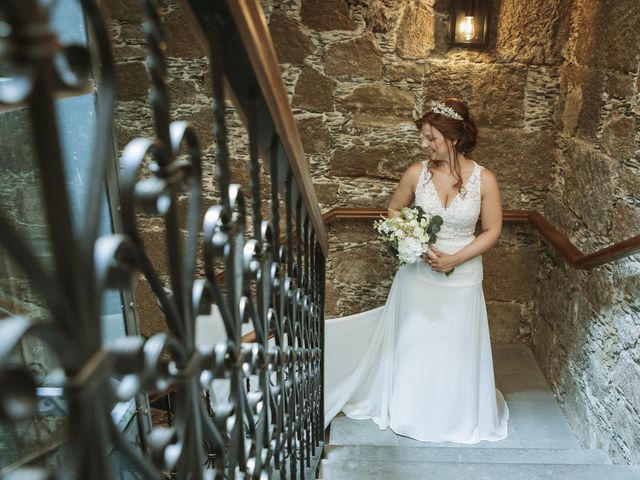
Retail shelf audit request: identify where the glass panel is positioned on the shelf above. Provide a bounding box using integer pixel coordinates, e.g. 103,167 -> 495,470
0,0 -> 136,472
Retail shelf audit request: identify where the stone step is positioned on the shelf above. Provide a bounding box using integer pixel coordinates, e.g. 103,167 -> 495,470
319,460 -> 640,480
329,345 -> 582,450
324,444 -> 611,465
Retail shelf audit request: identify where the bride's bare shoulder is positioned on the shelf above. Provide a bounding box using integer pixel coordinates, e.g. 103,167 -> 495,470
402,162 -> 424,181
475,163 -> 500,194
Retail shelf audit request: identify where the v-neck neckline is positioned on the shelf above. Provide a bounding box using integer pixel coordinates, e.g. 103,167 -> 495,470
427,161 -> 477,211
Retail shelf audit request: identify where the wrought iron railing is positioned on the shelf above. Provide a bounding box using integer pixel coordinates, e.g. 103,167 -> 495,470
0,0 -> 327,478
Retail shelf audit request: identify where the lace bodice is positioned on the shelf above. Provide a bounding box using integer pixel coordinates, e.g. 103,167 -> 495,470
415,160 -> 483,241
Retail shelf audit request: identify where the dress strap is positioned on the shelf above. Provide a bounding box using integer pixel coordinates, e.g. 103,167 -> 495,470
415,161 -> 432,194
466,161 -> 483,196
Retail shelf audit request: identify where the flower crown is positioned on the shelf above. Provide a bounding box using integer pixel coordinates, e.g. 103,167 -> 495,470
428,101 -> 463,121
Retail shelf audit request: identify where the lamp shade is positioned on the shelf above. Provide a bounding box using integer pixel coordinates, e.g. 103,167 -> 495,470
449,0 -> 490,47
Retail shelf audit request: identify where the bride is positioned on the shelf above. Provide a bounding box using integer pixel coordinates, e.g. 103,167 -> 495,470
323,98 -> 509,443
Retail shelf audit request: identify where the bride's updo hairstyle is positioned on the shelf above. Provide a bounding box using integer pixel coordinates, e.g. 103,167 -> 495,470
414,98 -> 478,189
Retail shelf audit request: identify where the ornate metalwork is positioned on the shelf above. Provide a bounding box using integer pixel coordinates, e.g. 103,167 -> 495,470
0,0 -> 325,478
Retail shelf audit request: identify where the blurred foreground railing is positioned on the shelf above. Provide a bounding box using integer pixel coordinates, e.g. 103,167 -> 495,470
0,0 -> 326,478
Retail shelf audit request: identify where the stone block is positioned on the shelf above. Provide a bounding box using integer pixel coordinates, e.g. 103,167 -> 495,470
139,225 -> 168,275
300,0 -> 356,31
105,0 -> 143,24
583,268 -> 614,314
269,10 -> 313,65
574,0 -> 640,73
297,117 -> 332,154
365,1 -> 399,33
329,219 -> 379,244
483,247 -> 539,303
474,128 -> 554,191
395,3 -> 435,59
610,201 -> 640,244
337,83 -> 415,117
187,107 -> 215,150
563,139 -> 617,235
619,165 -> 640,200
115,62 -> 148,102
557,65 -> 603,141
601,114 -> 637,160
315,182 -> 341,207
486,301 -> 521,344
0,108 -> 35,173
330,247 -> 389,285
608,399 -> 640,465
324,282 -> 340,318
163,8 -> 204,59
329,142 -> 422,180
135,276 -> 169,337
494,0 -> 571,65
323,34 -> 383,79
605,72 -> 636,100
168,78 -> 198,106
292,67 -> 335,112
422,63 -> 527,129
386,62 -> 426,83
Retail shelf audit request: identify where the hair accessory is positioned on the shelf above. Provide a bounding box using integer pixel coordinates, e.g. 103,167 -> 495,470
428,101 -> 463,121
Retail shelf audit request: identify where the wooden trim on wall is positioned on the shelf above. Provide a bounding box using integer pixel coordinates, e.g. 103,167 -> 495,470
323,207 -> 640,270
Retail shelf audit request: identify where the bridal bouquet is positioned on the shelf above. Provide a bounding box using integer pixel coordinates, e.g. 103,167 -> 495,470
374,206 -> 454,275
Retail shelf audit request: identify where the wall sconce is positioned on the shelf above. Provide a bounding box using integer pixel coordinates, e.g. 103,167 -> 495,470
449,0 -> 490,48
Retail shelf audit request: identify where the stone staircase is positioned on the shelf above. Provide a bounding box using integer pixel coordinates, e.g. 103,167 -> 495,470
318,345 -> 640,480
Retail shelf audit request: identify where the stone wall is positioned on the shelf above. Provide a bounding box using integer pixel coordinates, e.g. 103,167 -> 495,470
265,0 -> 571,343
532,0 -> 640,466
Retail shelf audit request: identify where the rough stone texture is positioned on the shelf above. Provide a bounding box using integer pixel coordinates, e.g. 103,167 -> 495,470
115,62 -> 148,101
297,117 -> 332,154
486,301 -> 522,344
563,139 -> 618,236
292,67 -> 335,112
423,62 -> 527,129
572,0 -> 640,73
300,0 -> 356,31
534,0 -> 640,467
474,128 -> 554,210
386,62 -> 426,83
337,83 -> 414,117
610,201 -> 640,244
325,220 -> 396,318
269,10 -> 314,64
104,0 -> 143,23
395,3 -> 435,59
365,1 -> 399,33
483,247 -> 539,303
601,114 -> 637,161
495,0 -> 571,65
329,143 -> 422,180
163,7 -> 203,58
323,34 -> 383,79
557,65 -> 604,141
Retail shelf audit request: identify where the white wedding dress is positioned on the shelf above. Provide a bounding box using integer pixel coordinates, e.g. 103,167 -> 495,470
324,160 -> 509,443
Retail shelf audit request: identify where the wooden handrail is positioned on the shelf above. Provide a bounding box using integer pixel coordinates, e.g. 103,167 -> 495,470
323,207 -> 640,270
180,0 -> 329,256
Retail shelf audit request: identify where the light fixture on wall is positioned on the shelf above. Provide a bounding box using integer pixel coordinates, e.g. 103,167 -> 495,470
449,0 -> 490,48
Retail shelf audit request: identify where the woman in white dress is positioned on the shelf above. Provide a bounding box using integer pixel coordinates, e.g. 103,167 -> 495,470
324,98 -> 509,443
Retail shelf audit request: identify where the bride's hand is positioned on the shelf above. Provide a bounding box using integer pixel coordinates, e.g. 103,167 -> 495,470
426,247 -> 459,273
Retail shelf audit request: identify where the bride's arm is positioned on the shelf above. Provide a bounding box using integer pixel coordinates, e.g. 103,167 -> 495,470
450,169 -> 502,264
387,163 -> 422,218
